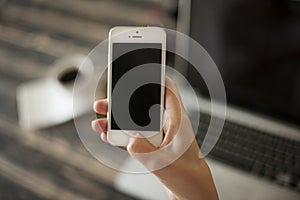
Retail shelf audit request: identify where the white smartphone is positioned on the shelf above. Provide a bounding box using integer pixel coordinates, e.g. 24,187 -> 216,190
107,26 -> 166,147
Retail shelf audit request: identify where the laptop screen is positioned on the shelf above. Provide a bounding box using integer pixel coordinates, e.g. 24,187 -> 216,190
185,0 -> 300,126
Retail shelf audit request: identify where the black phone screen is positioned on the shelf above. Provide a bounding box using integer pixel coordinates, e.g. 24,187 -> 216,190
111,43 -> 162,131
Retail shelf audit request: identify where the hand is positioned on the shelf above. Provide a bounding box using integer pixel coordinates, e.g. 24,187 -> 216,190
92,77 -> 218,200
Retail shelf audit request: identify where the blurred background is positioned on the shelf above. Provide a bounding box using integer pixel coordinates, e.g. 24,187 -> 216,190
0,0 -> 177,199
1,0 -> 300,200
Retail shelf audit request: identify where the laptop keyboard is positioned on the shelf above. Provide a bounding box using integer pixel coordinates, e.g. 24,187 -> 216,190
190,111 -> 300,192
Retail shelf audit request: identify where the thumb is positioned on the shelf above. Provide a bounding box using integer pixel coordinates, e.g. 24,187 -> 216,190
127,136 -> 163,171
127,136 -> 157,154
127,136 -> 179,172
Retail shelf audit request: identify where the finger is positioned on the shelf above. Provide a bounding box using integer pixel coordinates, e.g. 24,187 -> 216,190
91,118 -> 107,133
165,76 -> 180,95
161,116 -> 180,147
127,136 -> 157,154
161,77 -> 183,146
93,99 -> 108,115
161,118 -> 175,147
127,135 -> 180,173
165,77 -> 183,112
100,132 -> 108,143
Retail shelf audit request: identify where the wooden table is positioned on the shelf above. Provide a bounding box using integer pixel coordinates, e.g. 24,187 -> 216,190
0,0 -> 176,199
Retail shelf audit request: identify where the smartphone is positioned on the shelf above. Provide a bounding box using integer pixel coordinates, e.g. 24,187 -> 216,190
107,26 -> 166,147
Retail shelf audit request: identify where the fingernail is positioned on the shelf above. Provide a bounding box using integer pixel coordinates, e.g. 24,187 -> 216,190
93,101 -> 97,111
160,140 -> 166,147
91,120 -> 100,132
160,137 -> 171,147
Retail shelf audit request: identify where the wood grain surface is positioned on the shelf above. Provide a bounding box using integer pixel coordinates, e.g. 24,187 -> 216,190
0,0 -> 176,199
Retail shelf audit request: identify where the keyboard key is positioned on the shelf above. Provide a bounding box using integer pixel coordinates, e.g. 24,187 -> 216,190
193,111 -> 300,192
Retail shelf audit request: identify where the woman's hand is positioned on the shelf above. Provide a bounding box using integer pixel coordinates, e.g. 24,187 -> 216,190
92,77 -> 218,200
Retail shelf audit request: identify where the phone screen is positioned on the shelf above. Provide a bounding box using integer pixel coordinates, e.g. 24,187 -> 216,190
111,43 -> 162,131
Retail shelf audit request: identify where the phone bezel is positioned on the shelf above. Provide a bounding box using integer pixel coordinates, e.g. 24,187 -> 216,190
107,26 -> 166,147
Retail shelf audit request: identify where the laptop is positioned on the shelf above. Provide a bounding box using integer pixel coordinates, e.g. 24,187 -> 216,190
115,1 -> 300,199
